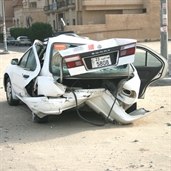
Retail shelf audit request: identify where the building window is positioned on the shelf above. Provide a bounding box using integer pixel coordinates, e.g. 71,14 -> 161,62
30,2 -> 37,9
53,20 -> 56,31
73,19 -> 75,25
143,8 -> 147,13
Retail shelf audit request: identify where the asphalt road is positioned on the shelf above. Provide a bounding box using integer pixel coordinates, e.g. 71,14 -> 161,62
0,43 -> 29,53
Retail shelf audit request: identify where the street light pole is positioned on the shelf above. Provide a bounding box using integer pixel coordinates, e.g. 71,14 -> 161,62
160,0 -> 168,59
1,0 -> 8,53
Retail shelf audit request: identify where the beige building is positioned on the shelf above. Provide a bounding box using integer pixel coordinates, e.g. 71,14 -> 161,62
1,0 -> 170,41
0,0 -> 47,35
44,0 -> 76,31
44,0 -> 171,41
0,0 -> 14,33
12,0 -> 47,28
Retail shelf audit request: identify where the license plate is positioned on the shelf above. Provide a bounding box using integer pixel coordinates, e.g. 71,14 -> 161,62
91,55 -> 112,68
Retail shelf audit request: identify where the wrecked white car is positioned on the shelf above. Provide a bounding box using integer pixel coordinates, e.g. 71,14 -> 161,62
3,35 -> 168,125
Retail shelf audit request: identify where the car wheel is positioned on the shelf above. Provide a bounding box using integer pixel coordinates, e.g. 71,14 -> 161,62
6,78 -> 20,106
32,112 -> 48,123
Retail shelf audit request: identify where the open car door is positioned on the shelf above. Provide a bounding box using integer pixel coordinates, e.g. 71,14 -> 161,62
134,44 -> 168,98
10,40 -> 44,96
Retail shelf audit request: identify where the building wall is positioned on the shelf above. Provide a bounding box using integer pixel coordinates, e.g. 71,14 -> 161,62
47,13 -> 56,30
47,7 -> 77,31
82,11 -> 106,25
64,0 -> 171,41
65,8 -> 77,26
13,0 -> 47,28
5,0 -> 14,17
0,0 -> 14,33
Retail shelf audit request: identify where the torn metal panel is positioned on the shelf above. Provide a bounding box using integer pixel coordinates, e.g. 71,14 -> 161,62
17,89 -> 105,117
86,91 -> 162,124
117,70 -> 140,105
37,76 -> 66,97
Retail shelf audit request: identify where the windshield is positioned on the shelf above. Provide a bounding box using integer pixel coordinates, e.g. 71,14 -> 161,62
50,43 -> 77,75
7,37 -> 15,40
20,36 -> 28,39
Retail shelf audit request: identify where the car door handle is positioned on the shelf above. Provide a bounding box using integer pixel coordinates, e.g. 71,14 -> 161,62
23,74 -> 29,78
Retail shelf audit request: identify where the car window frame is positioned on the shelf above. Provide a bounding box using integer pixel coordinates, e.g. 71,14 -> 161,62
134,45 -> 163,67
18,45 -> 42,71
18,49 -> 31,68
133,44 -> 167,98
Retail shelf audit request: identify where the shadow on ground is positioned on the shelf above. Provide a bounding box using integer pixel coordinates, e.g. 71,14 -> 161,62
1,100 -> 134,144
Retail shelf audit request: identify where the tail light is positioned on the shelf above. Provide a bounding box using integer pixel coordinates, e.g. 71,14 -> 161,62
119,43 -> 136,57
64,55 -> 83,68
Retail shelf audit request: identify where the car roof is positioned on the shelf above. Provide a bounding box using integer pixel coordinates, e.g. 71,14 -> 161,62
7,37 -> 15,39
18,36 -> 28,38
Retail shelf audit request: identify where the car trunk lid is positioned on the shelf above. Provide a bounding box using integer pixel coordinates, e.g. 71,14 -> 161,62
59,38 -> 137,76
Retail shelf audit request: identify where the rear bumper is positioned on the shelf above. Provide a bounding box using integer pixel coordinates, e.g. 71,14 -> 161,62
86,91 -> 154,124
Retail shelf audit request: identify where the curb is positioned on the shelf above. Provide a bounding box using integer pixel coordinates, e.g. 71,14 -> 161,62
0,51 -> 10,55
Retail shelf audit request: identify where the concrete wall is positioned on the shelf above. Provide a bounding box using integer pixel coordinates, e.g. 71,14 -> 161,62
82,11 -> 106,25
65,0 -> 171,41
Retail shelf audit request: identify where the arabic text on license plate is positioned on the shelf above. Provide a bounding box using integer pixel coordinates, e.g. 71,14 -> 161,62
91,55 -> 111,68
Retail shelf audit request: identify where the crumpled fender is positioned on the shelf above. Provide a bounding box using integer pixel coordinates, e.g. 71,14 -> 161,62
86,90 -> 162,124
16,89 -> 105,117
117,70 -> 140,106
37,76 -> 66,97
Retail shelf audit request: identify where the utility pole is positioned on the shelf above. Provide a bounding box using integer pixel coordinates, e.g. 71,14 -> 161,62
1,0 -> 8,53
160,0 -> 168,59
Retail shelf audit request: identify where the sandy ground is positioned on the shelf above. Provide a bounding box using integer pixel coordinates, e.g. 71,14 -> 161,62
0,42 -> 171,171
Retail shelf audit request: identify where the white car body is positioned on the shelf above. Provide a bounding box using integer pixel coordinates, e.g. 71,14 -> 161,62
3,35 -> 168,124
15,36 -> 32,46
7,37 -> 15,45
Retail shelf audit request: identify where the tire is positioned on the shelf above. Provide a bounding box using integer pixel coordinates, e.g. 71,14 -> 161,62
32,112 -> 48,123
6,78 -> 20,106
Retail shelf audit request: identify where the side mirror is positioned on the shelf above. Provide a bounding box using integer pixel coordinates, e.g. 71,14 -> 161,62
11,58 -> 19,65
